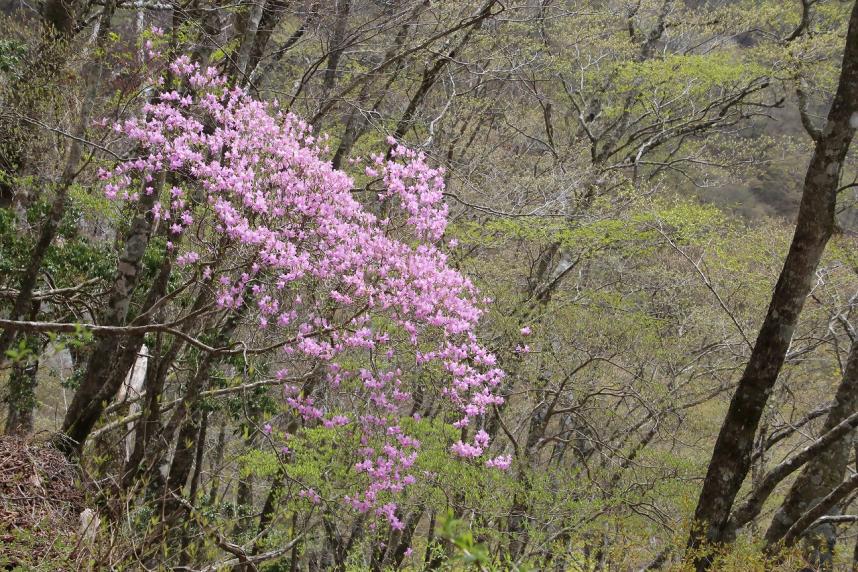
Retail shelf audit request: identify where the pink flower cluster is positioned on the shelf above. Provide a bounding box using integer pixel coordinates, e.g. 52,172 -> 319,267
298,488 -> 321,505
485,454 -> 513,470
375,136 -> 448,242
99,59 -> 505,527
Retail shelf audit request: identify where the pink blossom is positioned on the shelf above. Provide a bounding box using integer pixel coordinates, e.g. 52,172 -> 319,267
451,440 -> 483,458
486,455 -> 512,470
100,61 -> 505,525
299,488 -> 321,504
474,429 -> 490,447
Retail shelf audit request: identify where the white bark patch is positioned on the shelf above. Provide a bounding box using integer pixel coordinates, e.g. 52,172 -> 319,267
79,508 -> 101,546
850,112 -> 858,129
116,345 -> 148,462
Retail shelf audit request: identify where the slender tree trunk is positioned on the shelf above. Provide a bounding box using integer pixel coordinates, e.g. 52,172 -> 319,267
189,410 -> 208,502
122,337 -> 178,488
288,512 -> 300,572
178,410 -> 208,568
319,0 -> 352,100
249,13 -> 312,87
509,397 -> 551,559
234,435 -> 256,534
234,0 -> 267,81
4,334 -> 40,436
852,445 -> 858,572
162,365 -> 211,511
207,419 -> 227,505
384,507 -> 423,570
159,310 -> 240,516
58,218 -> 167,456
0,179 -> 69,359
687,3 -> 858,567
253,471 -> 286,553
424,509 -> 449,570
322,511 -> 342,569
244,0 -> 289,82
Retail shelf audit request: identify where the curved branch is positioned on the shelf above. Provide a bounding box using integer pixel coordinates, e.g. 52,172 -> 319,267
778,472 -> 858,547
727,409 -> 858,533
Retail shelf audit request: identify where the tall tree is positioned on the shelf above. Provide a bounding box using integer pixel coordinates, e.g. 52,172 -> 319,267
687,1 -> 858,567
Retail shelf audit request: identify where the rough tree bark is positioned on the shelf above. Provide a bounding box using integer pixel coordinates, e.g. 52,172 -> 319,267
57,191 -> 166,456
687,2 -> 858,567
234,0 -> 267,81
57,6 -> 195,457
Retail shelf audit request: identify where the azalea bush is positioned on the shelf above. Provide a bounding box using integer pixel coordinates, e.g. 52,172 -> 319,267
99,56 -> 508,528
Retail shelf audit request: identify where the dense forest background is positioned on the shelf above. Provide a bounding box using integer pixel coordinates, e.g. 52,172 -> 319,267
2,0 -> 858,570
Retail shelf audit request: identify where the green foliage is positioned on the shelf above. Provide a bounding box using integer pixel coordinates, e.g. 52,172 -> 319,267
0,520 -> 81,571
436,511 -> 491,567
603,53 -> 767,120
239,448 -> 281,478
0,38 -> 27,74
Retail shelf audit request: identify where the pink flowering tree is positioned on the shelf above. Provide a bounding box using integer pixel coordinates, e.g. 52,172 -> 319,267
99,57 -> 508,528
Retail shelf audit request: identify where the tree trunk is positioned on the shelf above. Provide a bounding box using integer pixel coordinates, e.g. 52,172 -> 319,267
160,309 -> 241,514
58,219 -> 167,456
319,0 -> 352,101
121,337 -> 178,488
4,334 -> 40,436
244,0 -> 290,83
687,2 -> 858,567
252,470 -> 286,556
57,6 -> 192,457
208,419 -> 227,505
388,508 -> 424,569
161,361 -> 212,511
509,397 -> 551,559
234,0 -> 267,81
178,410 -> 208,568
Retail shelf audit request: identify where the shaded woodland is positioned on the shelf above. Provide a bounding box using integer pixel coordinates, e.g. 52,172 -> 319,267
3,0 -> 858,570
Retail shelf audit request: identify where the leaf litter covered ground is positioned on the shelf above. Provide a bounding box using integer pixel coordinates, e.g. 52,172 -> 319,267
0,435 -> 88,569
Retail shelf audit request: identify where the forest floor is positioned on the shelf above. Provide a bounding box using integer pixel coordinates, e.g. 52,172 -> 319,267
0,435 -> 88,568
